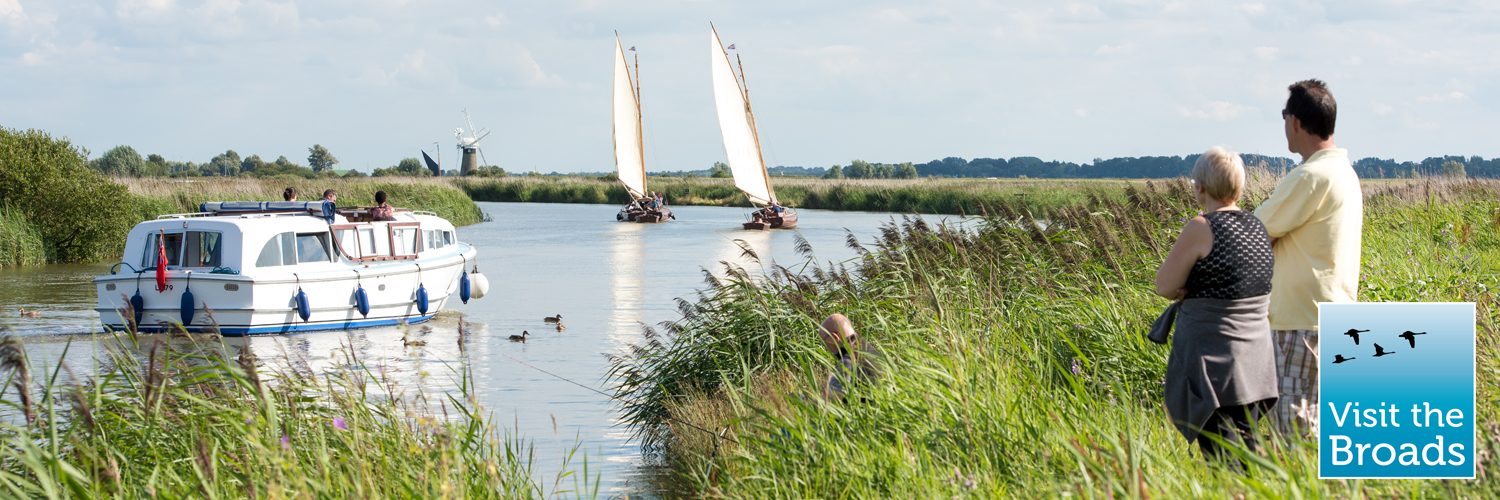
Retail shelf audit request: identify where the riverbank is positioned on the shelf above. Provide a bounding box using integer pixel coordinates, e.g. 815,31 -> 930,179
455,176 -> 1130,215
609,177 -> 1500,497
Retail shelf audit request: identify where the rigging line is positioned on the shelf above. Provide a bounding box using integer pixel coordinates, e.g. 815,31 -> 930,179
496,352 -> 742,445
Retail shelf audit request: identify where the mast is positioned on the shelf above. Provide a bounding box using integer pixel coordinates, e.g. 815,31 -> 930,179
736,53 -> 777,206
635,53 -> 645,187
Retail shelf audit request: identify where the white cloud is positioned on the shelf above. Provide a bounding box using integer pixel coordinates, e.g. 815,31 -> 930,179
1,0 -> 25,22
1416,91 -> 1468,103
1236,3 -> 1266,15
873,8 -> 906,22
1343,55 -> 1362,65
484,13 -> 507,27
1095,43 -> 1134,56
1253,46 -> 1279,61
1373,103 -> 1393,115
1075,108 -> 1089,117
1178,102 -> 1250,121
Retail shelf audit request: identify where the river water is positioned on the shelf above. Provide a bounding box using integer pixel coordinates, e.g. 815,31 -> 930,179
0,202 -> 953,497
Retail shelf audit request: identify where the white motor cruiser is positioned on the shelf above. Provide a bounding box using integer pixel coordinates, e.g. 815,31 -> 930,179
93,201 -> 486,335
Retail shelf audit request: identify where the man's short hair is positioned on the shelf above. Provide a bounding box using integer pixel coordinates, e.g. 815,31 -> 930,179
375,190 -> 387,205
1192,146 -> 1246,203
323,189 -> 337,199
1286,79 -> 1336,140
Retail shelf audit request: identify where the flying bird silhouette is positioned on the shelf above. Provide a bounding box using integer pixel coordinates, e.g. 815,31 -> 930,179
1332,354 -> 1355,364
1342,329 -> 1368,345
1373,343 -> 1395,357
1398,331 -> 1427,349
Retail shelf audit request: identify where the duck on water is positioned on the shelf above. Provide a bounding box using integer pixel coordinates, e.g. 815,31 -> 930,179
93,201 -> 489,335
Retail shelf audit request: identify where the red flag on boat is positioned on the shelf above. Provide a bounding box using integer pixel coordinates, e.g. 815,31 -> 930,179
726,44 -> 735,50
155,230 -> 167,292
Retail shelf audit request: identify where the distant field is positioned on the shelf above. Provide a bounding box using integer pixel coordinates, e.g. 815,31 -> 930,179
455,176 -> 1152,215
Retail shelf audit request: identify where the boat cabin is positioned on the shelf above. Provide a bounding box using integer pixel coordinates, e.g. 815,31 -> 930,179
121,201 -> 460,276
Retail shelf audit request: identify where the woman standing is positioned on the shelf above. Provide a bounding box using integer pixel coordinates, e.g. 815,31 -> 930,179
1153,147 -> 1278,460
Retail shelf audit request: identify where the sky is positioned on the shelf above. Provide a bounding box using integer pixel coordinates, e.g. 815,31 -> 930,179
2,1 -> 1497,174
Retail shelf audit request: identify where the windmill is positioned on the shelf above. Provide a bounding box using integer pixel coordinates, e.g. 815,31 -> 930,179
454,109 -> 491,174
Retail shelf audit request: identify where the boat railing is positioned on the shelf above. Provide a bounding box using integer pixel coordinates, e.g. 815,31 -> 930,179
155,212 -> 216,219
411,210 -> 438,216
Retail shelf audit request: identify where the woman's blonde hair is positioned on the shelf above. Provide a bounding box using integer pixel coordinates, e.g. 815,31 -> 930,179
1192,146 -> 1246,202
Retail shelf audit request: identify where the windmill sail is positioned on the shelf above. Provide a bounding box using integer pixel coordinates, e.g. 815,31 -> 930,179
613,38 -> 647,200
710,28 -> 776,206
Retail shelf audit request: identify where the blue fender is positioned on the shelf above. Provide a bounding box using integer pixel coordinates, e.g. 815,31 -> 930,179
130,290 -> 144,328
180,287 -> 195,326
459,272 -> 471,304
415,285 -> 429,315
354,287 -> 370,317
295,289 -> 311,322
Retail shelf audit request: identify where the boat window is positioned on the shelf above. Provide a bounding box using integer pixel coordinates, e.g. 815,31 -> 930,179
256,236 -> 281,267
296,233 -> 331,263
424,230 -> 435,251
181,231 -> 222,268
358,227 -> 379,256
392,227 -> 419,256
280,233 -> 296,266
443,231 -> 453,245
142,232 -> 184,268
334,228 -> 359,259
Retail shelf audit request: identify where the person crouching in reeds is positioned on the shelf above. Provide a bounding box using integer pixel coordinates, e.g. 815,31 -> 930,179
1151,147 -> 1279,461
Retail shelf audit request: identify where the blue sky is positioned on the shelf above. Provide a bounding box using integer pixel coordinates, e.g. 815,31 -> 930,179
3,1 -> 1497,173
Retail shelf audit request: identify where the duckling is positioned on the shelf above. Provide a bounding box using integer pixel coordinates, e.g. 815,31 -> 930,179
555,323 -> 566,332
508,331 -> 529,342
18,308 -> 39,318
402,334 -> 427,347
543,314 -> 562,324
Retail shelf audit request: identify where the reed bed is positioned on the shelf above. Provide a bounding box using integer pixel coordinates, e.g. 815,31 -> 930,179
609,177 -> 1500,498
0,321 -> 599,499
0,209 -> 47,267
456,176 -> 1128,215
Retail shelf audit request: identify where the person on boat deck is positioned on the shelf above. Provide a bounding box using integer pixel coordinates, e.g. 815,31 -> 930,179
370,191 -> 397,221
649,192 -> 661,210
1152,146 -> 1278,462
816,313 -> 881,401
321,189 -> 337,203
283,187 -> 298,202
771,204 -> 785,214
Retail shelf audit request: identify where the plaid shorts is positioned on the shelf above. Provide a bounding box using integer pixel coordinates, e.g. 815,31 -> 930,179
1272,329 -> 1319,438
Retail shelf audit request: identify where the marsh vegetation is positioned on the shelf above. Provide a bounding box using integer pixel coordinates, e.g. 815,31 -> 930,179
609,175 -> 1500,498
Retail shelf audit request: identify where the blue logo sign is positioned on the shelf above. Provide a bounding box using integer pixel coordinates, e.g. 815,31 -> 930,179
1319,302 -> 1475,478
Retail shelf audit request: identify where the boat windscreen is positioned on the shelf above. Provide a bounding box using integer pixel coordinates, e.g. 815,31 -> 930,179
296,233 -> 331,263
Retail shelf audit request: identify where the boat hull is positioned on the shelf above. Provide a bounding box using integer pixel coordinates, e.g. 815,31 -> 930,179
743,209 -> 797,230
617,205 -> 673,223
95,245 -> 476,336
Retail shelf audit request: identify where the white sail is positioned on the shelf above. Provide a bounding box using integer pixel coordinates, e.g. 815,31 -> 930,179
613,38 -> 647,200
709,28 -> 776,206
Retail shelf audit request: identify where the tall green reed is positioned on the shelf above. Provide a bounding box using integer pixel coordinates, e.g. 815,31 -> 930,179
0,316 -> 598,499
610,177 -> 1500,498
0,208 -> 47,267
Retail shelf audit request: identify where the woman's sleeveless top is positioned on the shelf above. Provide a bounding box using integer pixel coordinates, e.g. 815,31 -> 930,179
1184,210 -> 1274,300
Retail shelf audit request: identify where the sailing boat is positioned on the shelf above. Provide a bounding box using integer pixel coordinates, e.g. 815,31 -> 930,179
613,35 -> 673,223
709,26 -> 797,230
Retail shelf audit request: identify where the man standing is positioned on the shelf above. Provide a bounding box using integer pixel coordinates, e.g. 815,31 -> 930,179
1254,79 -> 1363,438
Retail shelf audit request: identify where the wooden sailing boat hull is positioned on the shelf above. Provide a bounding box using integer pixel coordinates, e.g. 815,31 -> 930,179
617,205 -> 673,223
742,210 -> 797,230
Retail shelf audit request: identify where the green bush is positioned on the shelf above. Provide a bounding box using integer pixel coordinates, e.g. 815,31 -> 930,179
0,127 -> 135,262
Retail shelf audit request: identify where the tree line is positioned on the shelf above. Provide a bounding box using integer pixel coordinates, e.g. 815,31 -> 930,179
89,144 -> 354,179
812,154 -> 1496,179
